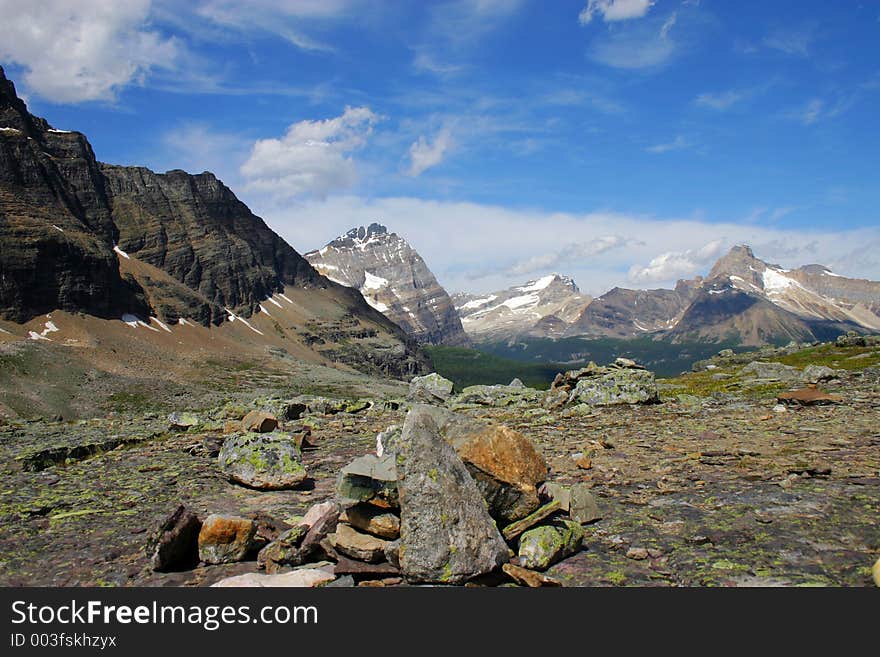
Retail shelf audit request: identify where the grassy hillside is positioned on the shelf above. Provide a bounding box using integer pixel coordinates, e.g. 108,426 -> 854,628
424,346 -> 563,390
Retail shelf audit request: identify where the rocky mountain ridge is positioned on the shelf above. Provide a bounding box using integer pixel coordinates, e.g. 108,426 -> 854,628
304,224 -> 469,346
453,274 -> 592,340
0,66 -> 427,379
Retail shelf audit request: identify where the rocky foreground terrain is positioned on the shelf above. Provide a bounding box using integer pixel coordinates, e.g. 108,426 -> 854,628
0,334 -> 877,587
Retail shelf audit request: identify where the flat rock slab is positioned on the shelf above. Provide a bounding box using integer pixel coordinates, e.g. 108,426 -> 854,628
212,569 -> 335,588
330,523 -> 388,563
777,387 -> 843,406
240,411 -> 279,433
342,504 -> 400,539
337,454 -> 398,506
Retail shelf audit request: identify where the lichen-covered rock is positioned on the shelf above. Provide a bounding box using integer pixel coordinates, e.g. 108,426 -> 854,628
568,368 -> 659,406
741,361 -> 801,382
257,525 -> 310,572
337,454 -> 398,507
168,412 -> 199,431
802,364 -> 837,384
375,424 -> 401,457
198,514 -> 257,564
455,384 -> 543,408
397,405 -> 509,584
146,505 -> 202,572
218,431 -> 307,490
517,520 -> 584,571
408,373 -> 454,404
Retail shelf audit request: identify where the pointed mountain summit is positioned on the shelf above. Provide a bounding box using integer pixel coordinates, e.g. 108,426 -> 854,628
305,224 -> 469,346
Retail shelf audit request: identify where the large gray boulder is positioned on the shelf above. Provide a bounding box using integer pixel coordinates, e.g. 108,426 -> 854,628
741,361 -> 801,382
568,368 -> 659,406
397,406 -> 509,584
218,432 -> 307,490
454,384 -> 544,408
408,373 -> 455,404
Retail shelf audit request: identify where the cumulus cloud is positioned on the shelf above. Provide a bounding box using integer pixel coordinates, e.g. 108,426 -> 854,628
628,239 -> 725,284
0,0 -> 180,103
240,106 -> 379,198
407,127 -> 453,176
578,0 -> 655,25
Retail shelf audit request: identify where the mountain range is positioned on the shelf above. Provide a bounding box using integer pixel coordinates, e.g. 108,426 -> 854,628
0,66 -> 428,386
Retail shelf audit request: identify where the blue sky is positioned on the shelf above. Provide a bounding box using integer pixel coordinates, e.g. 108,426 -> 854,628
2,0 -> 879,295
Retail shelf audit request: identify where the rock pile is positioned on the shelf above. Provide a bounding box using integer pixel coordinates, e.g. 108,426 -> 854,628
146,405 -> 603,587
547,358 -> 659,408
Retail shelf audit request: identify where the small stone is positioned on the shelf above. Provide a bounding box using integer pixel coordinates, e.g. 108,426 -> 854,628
773,404 -> 787,413
241,410 -> 279,433
341,504 -> 400,539
576,455 -> 592,470
257,525 -> 309,572
198,515 -> 257,564
509,378 -> 525,388
626,547 -> 649,560
802,364 -> 837,384
337,454 -> 398,507
302,501 -> 339,529
517,520 -> 584,571
540,482 -> 571,513
384,539 -> 400,569
146,505 -> 202,572
330,524 -> 388,563
502,500 -> 562,542
168,412 -> 199,431
569,484 -> 602,524
502,563 -> 561,587
647,548 -> 665,559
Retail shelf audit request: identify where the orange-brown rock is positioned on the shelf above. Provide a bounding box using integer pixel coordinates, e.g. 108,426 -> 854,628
502,563 -> 562,587
198,514 -> 257,564
448,423 -> 549,523
241,410 -> 279,433
777,386 -> 842,406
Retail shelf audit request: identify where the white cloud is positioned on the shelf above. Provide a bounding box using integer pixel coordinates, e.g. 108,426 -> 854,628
407,127 -> 453,177
578,0 -> 655,25
695,89 -> 746,110
587,11 -> 679,69
763,25 -> 815,57
628,239 -> 725,284
192,0 -> 361,51
240,106 -> 379,198
0,0 -> 180,103
505,235 -> 642,277
241,195 -> 880,295
646,135 -> 690,154
796,98 -> 824,126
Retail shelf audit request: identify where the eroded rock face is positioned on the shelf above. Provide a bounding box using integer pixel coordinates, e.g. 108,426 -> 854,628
218,432 -> 307,490
304,224 -> 470,346
396,406 -> 509,584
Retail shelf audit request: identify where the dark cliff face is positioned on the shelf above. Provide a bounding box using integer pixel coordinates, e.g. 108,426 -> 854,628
101,165 -> 320,324
0,68 -> 149,322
